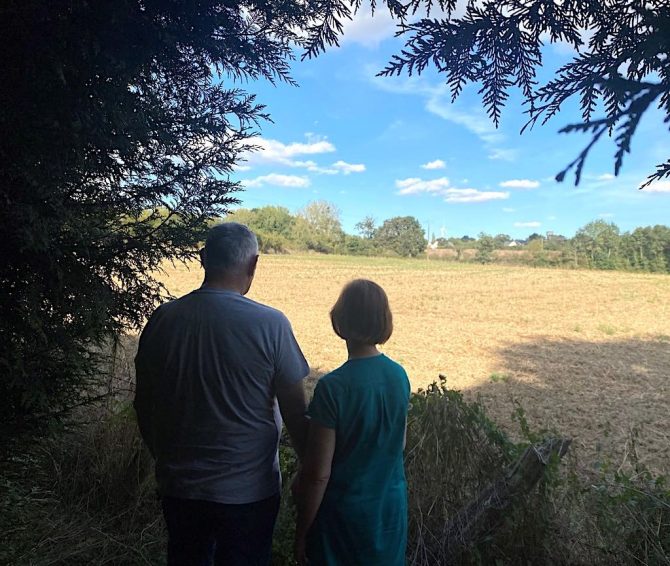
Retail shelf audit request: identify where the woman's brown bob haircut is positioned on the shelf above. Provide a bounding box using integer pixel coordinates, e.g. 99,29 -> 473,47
330,279 -> 393,345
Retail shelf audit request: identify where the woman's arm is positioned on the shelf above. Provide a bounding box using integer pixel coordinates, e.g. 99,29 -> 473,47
294,421 -> 336,564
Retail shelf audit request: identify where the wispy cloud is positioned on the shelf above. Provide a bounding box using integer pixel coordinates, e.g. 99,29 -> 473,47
640,180 -> 670,193
242,136 -> 365,176
488,148 -> 519,161
396,177 -> 450,195
598,212 -> 615,218
514,221 -> 541,228
331,160 -> 366,174
243,173 -> 310,188
500,179 -> 540,189
597,173 -> 615,181
421,159 -> 446,170
371,75 -> 517,161
502,207 -> 516,213
395,176 -> 509,203
340,6 -> 397,48
444,189 -> 510,203
245,136 -> 335,169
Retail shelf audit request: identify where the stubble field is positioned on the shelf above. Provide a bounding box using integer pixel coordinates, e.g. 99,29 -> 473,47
156,254 -> 670,473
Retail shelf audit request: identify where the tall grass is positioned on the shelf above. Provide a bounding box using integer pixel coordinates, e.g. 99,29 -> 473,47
2,380 -> 668,565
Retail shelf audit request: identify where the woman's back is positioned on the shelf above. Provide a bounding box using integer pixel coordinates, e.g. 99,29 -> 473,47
307,354 -> 410,565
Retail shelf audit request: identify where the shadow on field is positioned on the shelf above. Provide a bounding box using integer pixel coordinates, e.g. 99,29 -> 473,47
471,336 -> 670,473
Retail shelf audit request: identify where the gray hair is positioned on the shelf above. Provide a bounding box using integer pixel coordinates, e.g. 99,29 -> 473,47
204,222 -> 258,274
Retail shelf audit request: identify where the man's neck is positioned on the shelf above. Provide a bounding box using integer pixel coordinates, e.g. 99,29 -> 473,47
200,277 -> 247,294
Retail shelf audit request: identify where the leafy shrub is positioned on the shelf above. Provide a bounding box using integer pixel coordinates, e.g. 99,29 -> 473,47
2,379 -> 668,566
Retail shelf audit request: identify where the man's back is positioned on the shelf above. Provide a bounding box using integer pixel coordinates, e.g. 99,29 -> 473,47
135,288 -> 308,504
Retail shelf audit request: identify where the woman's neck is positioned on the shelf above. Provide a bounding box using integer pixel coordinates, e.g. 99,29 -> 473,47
346,341 -> 380,360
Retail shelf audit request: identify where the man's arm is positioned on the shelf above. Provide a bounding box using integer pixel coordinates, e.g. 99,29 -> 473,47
133,319 -> 159,458
276,379 -> 309,459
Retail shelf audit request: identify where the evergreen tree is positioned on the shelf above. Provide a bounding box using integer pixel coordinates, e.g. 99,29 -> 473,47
0,1 -> 342,431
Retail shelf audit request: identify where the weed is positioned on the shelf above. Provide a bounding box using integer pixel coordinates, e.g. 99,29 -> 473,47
489,372 -> 511,383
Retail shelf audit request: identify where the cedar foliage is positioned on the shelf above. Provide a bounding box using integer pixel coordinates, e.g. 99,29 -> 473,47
378,0 -> 670,187
0,0 -> 329,432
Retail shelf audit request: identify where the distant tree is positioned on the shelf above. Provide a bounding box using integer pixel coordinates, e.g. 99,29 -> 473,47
375,216 -> 427,257
226,206 -> 295,252
475,233 -> 495,264
527,233 -> 544,242
461,235 -> 476,242
296,200 -> 345,253
355,216 -> 377,240
341,234 -> 374,256
378,1 -> 670,186
252,206 -> 295,238
435,237 -> 451,249
621,225 -> 670,273
574,220 -> 623,269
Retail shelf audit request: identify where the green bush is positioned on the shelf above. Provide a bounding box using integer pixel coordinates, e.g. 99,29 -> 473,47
2,380 -> 668,566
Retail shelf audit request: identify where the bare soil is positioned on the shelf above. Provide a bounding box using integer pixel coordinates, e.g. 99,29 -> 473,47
155,254 -> 670,473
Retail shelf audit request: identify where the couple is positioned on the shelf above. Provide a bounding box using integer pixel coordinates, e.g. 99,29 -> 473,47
134,222 -> 410,566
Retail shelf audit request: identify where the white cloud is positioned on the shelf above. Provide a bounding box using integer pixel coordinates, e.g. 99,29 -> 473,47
444,189 -> 509,203
244,136 -> 335,169
641,180 -> 670,193
395,176 -> 509,203
500,179 -> 540,189
514,221 -> 541,228
597,173 -> 615,181
396,177 -> 451,195
242,136 -> 365,176
488,148 -> 519,161
340,6 -> 398,48
502,207 -> 516,213
331,160 -> 366,174
243,174 -> 310,188
421,159 -> 446,170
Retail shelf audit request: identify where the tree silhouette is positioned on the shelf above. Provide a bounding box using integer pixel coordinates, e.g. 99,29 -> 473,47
375,1 -> 670,187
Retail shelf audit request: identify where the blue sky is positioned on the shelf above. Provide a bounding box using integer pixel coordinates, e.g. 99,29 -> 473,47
229,12 -> 670,239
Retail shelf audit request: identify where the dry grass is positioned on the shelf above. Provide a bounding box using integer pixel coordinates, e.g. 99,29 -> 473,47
156,254 -> 670,473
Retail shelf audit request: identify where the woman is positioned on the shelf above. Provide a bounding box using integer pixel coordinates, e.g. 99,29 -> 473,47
294,279 -> 410,565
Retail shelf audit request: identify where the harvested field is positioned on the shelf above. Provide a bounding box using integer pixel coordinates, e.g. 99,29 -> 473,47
155,254 -> 670,473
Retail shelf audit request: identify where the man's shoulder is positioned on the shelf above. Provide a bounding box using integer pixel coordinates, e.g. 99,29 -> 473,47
239,296 -> 290,326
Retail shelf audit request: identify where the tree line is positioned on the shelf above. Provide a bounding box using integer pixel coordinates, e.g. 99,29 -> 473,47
226,206 -> 670,274
225,202 -> 427,257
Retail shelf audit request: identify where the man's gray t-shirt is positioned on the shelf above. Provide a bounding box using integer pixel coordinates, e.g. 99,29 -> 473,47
134,288 -> 309,504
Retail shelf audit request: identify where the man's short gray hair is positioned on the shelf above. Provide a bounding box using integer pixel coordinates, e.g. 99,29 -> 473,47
204,222 -> 258,274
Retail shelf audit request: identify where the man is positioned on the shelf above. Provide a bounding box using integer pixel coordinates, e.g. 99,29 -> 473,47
134,222 -> 309,566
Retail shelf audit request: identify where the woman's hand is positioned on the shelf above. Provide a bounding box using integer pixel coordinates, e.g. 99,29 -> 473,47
294,534 -> 307,565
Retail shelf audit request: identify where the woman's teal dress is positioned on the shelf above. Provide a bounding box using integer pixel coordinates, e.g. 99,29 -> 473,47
306,354 -> 410,565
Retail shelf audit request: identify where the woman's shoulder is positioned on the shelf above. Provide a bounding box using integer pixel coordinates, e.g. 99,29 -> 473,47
379,354 -> 408,375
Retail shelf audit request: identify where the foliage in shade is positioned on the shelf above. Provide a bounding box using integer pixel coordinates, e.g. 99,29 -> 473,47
0,0 -> 343,432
